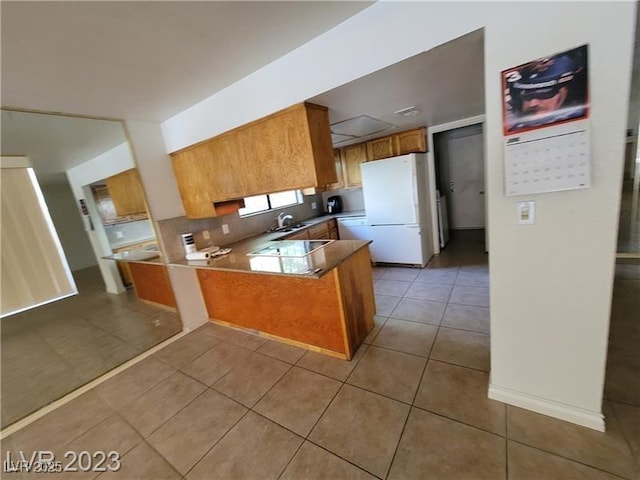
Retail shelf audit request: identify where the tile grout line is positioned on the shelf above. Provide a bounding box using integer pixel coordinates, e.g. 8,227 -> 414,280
180,406 -> 253,479
302,436 -> 384,479
382,257 -> 490,478
2,330 -> 189,440
505,426 -> 510,480
271,378 -> 354,480
134,439 -> 186,479
410,403 -> 507,439
605,402 -> 640,475
381,292 -> 442,479
383,405 -> 412,480
114,373 -> 211,446
506,438 -> 635,480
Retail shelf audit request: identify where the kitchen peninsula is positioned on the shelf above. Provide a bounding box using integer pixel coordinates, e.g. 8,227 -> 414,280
170,237 -> 375,360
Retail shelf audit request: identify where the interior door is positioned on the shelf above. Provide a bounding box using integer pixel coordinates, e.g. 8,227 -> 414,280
446,128 -> 485,229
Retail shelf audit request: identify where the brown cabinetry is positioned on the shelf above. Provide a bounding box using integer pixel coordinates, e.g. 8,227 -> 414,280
340,143 -> 368,188
92,184 -> 147,225
128,263 -> 176,309
328,220 -> 338,240
284,219 -> 338,241
171,102 -> 336,219
308,222 -> 330,239
196,245 -> 374,359
366,136 -> 395,160
112,240 -> 157,286
322,149 -> 345,191
394,128 -> 427,155
286,230 -> 310,240
307,219 -> 338,239
323,127 -> 427,190
105,168 -> 147,216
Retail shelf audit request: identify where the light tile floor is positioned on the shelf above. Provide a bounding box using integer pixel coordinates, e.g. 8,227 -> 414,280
2,231 -> 639,479
1,266 -> 182,427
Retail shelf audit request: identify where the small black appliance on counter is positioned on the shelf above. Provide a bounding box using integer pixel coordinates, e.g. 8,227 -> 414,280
326,195 -> 343,214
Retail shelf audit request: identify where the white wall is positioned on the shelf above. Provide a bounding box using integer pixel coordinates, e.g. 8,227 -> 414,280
484,2 -> 634,430
124,121 -> 185,222
156,1 -> 635,428
66,143 -> 134,199
40,182 -> 97,271
125,120 -> 204,331
66,142 -> 136,294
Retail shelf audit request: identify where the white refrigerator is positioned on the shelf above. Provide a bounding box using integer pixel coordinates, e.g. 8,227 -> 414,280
361,153 -> 433,267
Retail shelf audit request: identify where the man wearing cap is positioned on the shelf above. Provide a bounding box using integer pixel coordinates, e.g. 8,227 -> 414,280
506,47 -> 588,132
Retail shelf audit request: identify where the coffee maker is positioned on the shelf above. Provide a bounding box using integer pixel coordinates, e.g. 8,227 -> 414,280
326,195 -> 343,214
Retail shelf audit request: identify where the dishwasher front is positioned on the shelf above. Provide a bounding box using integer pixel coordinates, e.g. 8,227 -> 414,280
337,216 -> 371,240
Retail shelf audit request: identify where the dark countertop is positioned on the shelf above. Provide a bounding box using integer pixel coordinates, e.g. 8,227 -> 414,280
109,236 -> 157,250
170,239 -> 370,278
102,245 -> 163,264
169,213 -> 371,279
110,211 -> 369,272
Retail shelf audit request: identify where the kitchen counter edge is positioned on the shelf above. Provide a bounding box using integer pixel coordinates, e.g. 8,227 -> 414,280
168,239 -> 372,279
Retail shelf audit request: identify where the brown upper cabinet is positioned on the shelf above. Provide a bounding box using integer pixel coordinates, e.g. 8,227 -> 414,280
366,135 -> 395,160
340,143 -> 368,188
322,149 -> 345,191
170,102 -> 336,219
394,128 -> 427,155
105,168 -> 147,216
326,127 -> 427,189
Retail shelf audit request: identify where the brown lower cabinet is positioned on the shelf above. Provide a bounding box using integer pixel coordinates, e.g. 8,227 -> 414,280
126,262 -> 177,309
285,219 -> 338,241
196,246 -> 374,359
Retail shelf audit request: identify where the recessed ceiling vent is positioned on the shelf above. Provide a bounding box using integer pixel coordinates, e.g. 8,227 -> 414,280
394,106 -> 421,117
330,115 -> 396,138
331,133 -> 357,144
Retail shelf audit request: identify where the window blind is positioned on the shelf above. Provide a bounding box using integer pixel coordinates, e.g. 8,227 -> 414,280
1,157 -> 77,317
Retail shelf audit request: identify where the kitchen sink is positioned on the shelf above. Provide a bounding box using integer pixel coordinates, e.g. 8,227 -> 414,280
267,223 -> 307,233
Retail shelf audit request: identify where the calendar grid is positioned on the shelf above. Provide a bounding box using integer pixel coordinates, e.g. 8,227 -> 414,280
504,123 -> 591,196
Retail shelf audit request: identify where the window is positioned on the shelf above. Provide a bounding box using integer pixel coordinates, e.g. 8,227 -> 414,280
238,190 -> 302,217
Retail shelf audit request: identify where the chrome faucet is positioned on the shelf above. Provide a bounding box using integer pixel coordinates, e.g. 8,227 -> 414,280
277,212 -> 293,228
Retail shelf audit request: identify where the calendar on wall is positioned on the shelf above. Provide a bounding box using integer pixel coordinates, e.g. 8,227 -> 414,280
504,120 -> 590,196
502,45 -> 590,196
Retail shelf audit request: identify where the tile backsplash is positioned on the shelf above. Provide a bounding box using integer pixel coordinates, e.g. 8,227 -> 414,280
321,187 -> 364,212
156,193 -> 322,262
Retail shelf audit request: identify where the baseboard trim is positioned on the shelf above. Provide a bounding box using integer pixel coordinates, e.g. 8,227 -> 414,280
183,315 -> 209,331
488,384 -> 605,432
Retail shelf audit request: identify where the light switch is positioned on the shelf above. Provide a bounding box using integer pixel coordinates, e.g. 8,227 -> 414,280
202,230 -> 210,240
221,224 -> 230,234
517,201 -> 535,225
311,202 -> 317,210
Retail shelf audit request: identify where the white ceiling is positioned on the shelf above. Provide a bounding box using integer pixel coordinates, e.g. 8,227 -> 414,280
309,28 -> 485,147
1,1 -> 372,122
1,110 -> 127,185
1,2 -> 485,186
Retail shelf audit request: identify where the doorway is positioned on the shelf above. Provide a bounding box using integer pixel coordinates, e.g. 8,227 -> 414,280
428,115 -> 487,255
434,124 -> 485,230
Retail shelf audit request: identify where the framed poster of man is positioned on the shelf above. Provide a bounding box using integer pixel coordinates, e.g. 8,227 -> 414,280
502,45 -> 589,136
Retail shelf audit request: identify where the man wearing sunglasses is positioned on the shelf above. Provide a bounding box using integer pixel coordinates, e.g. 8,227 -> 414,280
506,48 -> 588,132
